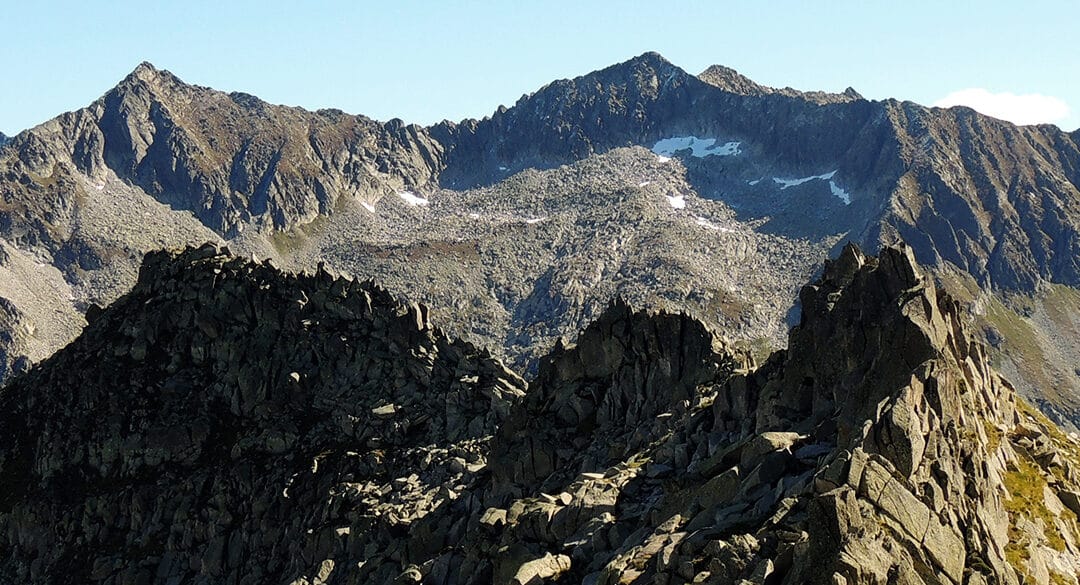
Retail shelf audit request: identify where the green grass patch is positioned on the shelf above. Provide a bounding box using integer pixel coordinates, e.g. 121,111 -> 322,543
1042,285 -> 1080,330
1003,453 -> 1068,551
985,297 -> 1043,363
982,297 -> 1057,396
1002,426 -> 1078,565
268,206 -> 335,255
982,419 -> 1002,453
1015,399 -> 1080,486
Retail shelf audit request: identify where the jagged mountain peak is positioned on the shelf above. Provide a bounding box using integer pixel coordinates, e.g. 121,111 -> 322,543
112,62 -> 289,118
112,60 -> 193,99
0,57 -> 446,239
128,60 -> 162,80
587,50 -> 689,87
698,63 -> 769,95
699,62 -> 864,105
611,50 -> 678,72
517,50 -> 692,108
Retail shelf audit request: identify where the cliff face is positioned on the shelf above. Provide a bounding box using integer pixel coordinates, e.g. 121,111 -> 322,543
874,103 -> 1080,291
2,244 -> 1079,584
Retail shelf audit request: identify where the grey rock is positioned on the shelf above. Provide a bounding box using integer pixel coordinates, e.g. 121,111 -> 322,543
1,244 -> 1078,585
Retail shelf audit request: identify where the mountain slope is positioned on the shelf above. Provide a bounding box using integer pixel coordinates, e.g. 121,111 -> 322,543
279,147 -> 831,373
2,53 -> 1080,426
2,62 -> 443,239
871,102 -> 1080,291
2,244 -> 1079,584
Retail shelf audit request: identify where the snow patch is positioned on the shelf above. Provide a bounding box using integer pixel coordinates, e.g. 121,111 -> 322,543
361,202 -> 376,213
652,136 -> 741,158
638,181 -> 651,187
468,212 -> 481,220
829,181 -> 852,205
693,215 -> 731,232
397,191 -> 429,207
772,170 -> 837,190
656,155 -> 672,164
771,171 -> 851,205
666,194 -> 686,209
525,217 -> 546,225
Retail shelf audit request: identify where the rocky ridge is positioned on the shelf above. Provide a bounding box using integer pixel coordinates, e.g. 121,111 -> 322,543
2,243 -> 1080,584
2,53 -> 1080,426
697,64 -> 864,105
0,243 -> 527,583
1,62 -> 441,241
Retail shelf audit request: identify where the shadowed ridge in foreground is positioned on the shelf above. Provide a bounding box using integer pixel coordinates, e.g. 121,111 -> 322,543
3,243 -> 1080,583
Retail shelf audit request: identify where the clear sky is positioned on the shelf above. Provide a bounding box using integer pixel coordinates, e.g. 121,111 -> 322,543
2,1 -> 1078,136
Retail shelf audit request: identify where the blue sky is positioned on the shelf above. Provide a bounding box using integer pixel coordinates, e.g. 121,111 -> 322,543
2,1 -> 1078,135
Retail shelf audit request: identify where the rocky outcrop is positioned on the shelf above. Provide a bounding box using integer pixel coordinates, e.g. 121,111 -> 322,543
0,244 -> 526,584
382,243 -> 1080,585
3,243 -> 1079,584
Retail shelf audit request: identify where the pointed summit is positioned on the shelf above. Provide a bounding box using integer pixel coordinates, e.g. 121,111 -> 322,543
626,50 -> 673,67
132,60 -> 159,75
124,61 -> 164,84
112,61 -> 190,98
698,64 -> 771,96
604,51 -> 681,78
573,50 -> 692,97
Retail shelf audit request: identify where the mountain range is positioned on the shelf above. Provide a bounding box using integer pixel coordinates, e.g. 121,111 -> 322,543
4,52 -> 1080,584
2,52 -> 1080,427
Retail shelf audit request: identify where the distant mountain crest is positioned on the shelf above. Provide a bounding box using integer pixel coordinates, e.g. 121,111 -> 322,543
699,63 -> 863,104
3,51 -> 1080,429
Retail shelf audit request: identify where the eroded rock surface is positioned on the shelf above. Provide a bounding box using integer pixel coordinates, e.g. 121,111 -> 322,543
3,243 -> 1080,584
3,54 -> 1080,427
0,244 -> 526,584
